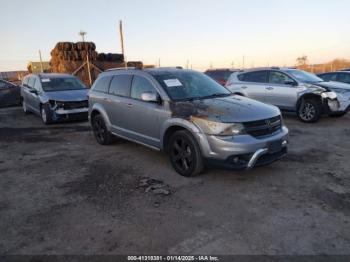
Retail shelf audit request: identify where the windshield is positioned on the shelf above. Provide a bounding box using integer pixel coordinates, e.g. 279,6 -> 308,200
41,77 -> 87,91
284,69 -> 323,83
150,70 -> 231,101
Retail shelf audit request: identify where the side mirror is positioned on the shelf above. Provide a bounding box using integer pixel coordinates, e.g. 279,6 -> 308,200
285,80 -> 297,86
141,92 -> 159,103
29,89 -> 38,95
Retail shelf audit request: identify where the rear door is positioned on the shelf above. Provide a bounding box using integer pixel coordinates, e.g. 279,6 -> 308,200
237,70 -> 268,102
25,77 -> 40,113
106,74 -> 133,135
265,70 -> 298,109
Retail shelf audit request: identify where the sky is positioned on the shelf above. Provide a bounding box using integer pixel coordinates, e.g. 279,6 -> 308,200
1,0 -> 350,71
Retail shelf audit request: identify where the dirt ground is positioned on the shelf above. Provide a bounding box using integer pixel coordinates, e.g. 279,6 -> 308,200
0,106 -> 350,255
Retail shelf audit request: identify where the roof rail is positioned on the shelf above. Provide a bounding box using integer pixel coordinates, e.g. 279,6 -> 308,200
105,67 -> 138,72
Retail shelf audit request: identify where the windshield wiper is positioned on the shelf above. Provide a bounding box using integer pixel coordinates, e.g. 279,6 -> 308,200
200,93 -> 231,99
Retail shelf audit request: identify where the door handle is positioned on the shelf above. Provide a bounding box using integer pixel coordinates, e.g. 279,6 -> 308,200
127,103 -> 133,108
241,86 -> 248,89
266,87 -> 274,90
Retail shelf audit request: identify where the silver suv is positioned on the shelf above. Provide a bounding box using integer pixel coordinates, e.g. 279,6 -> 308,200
88,68 -> 289,177
226,68 -> 350,122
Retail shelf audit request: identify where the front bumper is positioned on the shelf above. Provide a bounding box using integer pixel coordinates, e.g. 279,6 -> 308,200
196,126 -> 289,169
52,107 -> 89,121
326,93 -> 350,113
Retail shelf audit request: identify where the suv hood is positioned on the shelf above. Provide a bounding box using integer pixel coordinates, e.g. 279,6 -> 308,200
170,95 -> 280,123
44,89 -> 88,102
313,81 -> 350,92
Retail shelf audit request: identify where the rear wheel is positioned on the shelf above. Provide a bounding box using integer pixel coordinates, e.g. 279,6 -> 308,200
22,100 -> 30,114
41,104 -> 52,124
298,99 -> 322,123
168,130 -> 204,177
91,115 -> 112,145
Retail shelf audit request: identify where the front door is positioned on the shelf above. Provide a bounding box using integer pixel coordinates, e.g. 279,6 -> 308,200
265,71 -> 299,110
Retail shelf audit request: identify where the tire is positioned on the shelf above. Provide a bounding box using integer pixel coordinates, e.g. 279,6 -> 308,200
22,100 -> 30,115
91,115 -> 112,145
297,98 -> 322,123
41,104 -> 52,125
168,130 -> 204,177
329,111 -> 347,117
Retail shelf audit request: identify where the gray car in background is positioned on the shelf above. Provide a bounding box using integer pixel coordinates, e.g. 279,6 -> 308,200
89,68 -> 288,177
21,73 -> 89,124
226,68 -> 350,122
0,79 -> 21,107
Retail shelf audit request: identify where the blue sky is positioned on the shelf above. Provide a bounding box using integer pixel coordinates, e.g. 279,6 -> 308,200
1,0 -> 350,71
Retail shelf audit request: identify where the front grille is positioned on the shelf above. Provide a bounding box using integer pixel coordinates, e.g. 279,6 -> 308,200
243,115 -> 282,138
62,100 -> 88,110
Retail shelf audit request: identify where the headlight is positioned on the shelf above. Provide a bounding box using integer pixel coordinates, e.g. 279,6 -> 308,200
191,116 -> 245,136
49,100 -> 65,108
321,91 -> 337,100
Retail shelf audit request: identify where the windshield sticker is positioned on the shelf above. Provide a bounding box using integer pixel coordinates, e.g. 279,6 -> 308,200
164,79 -> 182,87
41,78 -> 51,82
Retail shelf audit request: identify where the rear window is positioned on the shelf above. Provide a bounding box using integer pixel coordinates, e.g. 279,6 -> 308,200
109,75 -> 132,97
92,76 -> 112,93
238,71 -> 268,83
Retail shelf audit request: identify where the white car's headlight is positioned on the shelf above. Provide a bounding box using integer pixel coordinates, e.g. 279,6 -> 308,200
191,116 -> 245,136
321,91 -> 337,100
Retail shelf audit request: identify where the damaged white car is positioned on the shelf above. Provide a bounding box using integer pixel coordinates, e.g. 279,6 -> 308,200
226,68 -> 350,122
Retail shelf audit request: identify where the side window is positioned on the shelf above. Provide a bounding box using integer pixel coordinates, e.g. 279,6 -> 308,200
338,73 -> 350,84
92,76 -> 112,93
22,77 -> 29,86
33,78 -> 41,91
0,81 -> 8,89
109,75 -> 132,97
131,76 -> 157,100
27,77 -> 36,88
269,71 -> 294,85
321,73 -> 337,81
238,71 -> 268,83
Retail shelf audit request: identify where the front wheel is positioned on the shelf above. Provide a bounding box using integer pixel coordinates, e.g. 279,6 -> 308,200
91,115 -> 112,145
297,99 -> 322,123
168,130 -> 204,177
41,104 -> 52,124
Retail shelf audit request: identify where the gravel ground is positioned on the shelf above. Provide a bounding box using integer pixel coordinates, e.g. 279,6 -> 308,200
0,107 -> 350,255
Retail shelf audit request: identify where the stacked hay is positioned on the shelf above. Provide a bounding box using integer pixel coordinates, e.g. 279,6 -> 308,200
50,42 -> 125,86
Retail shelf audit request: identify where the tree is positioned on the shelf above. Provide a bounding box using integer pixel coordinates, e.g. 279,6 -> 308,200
296,55 -> 308,66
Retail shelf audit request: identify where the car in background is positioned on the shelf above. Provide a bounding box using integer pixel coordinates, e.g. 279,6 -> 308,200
317,71 -> 350,85
21,73 -> 89,124
89,68 -> 288,177
204,69 -> 237,86
0,79 -> 21,107
226,68 -> 350,122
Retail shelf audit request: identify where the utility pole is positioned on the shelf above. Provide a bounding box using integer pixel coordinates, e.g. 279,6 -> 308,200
38,50 -> 44,73
158,58 -> 161,68
186,60 -> 189,69
242,56 -> 245,69
119,20 -> 126,68
79,31 -> 92,86
231,61 -> 234,69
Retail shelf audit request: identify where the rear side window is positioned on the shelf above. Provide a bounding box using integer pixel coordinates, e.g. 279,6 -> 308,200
238,71 -> 268,83
338,73 -> 350,83
320,73 -> 337,81
109,75 -> 132,97
0,81 -> 8,89
22,77 -> 29,86
92,76 -> 112,93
